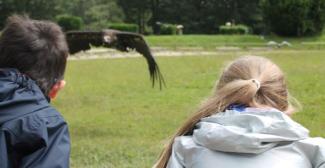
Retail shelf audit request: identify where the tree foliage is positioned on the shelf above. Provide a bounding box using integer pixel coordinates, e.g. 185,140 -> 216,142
0,0 -> 324,36
56,0 -> 124,30
117,0 -> 151,34
0,0 -> 58,27
148,0 -> 262,34
261,0 -> 325,36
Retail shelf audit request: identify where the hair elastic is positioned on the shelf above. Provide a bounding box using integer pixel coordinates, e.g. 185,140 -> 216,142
251,79 -> 261,89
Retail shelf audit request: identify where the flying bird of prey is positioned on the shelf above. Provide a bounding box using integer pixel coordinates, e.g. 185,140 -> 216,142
66,29 -> 165,89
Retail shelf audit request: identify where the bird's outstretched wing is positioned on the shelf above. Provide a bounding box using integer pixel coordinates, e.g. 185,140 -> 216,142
66,30 -> 165,89
113,32 -> 165,89
66,31 -> 104,54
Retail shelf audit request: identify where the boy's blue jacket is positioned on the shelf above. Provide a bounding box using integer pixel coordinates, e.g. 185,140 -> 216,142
0,69 -> 70,168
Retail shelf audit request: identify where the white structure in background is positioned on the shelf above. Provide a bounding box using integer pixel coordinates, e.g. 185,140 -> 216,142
267,41 -> 292,48
279,41 -> 292,47
267,41 -> 278,48
176,25 -> 184,35
226,22 -> 232,26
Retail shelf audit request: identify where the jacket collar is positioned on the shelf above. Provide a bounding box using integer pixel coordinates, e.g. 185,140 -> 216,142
0,68 -> 50,124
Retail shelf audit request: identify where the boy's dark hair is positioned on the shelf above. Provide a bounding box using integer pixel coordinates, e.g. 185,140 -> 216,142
0,15 -> 69,95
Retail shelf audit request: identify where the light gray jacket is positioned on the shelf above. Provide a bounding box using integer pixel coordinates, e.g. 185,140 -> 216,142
167,108 -> 325,168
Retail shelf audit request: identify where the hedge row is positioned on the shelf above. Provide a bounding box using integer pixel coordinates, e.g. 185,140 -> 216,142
107,23 -> 138,33
56,15 -> 139,33
219,25 -> 250,35
160,24 -> 178,35
56,15 -> 83,31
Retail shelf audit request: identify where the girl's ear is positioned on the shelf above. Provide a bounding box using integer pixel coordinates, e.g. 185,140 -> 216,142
48,80 -> 66,99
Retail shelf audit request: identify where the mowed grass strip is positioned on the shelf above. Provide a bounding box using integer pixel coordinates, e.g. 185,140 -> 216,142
145,35 -> 325,50
54,50 -> 325,168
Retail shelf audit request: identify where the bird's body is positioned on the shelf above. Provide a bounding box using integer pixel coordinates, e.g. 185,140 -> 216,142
66,29 -> 165,88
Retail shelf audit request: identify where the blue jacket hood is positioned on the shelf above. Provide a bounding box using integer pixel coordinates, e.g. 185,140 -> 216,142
0,68 -> 50,124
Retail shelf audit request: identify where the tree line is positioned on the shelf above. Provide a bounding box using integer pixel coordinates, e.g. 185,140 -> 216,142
1,0 -> 325,36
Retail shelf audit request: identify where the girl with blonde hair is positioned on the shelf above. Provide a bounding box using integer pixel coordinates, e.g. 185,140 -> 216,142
155,56 -> 325,168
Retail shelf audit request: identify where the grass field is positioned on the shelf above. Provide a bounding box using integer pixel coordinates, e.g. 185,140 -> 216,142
145,35 -> 325,50
54,49 -> 325,168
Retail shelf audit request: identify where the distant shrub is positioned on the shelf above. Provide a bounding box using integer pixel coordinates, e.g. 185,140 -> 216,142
160,24 -> 177,35
56,15 -> 83,31
144,26 -> 153,35
107,23 -> 138,33
219,24 -> 250,35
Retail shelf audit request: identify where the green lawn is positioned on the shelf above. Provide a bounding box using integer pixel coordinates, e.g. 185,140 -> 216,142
145,35 -> 325,50
55,50 -> 325,168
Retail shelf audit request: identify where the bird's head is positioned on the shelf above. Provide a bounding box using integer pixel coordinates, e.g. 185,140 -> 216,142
103,35 -> 113,43
102,29 -> 119,45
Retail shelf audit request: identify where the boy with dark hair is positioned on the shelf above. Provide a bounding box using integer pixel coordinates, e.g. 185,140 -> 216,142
0,15 -> 70,167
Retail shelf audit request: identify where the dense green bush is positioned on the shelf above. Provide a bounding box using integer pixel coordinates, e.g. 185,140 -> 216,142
144,26 -> 153,35
160,24 -> 177,35
56,15 -> 83,31
107,23 -> 138,33
261,0 -> 325,36
219,24 -> 250,35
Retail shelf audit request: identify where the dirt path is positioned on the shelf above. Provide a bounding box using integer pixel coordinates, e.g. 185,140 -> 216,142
67,47 -> 315,60
68,49 -> 221,60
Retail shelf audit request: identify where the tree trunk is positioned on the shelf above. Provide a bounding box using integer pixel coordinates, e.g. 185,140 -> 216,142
137,9 -> 142,33
151,0 -> 160,34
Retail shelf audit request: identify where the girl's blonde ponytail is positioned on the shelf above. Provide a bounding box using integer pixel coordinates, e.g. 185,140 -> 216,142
154,56 -> 298,168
